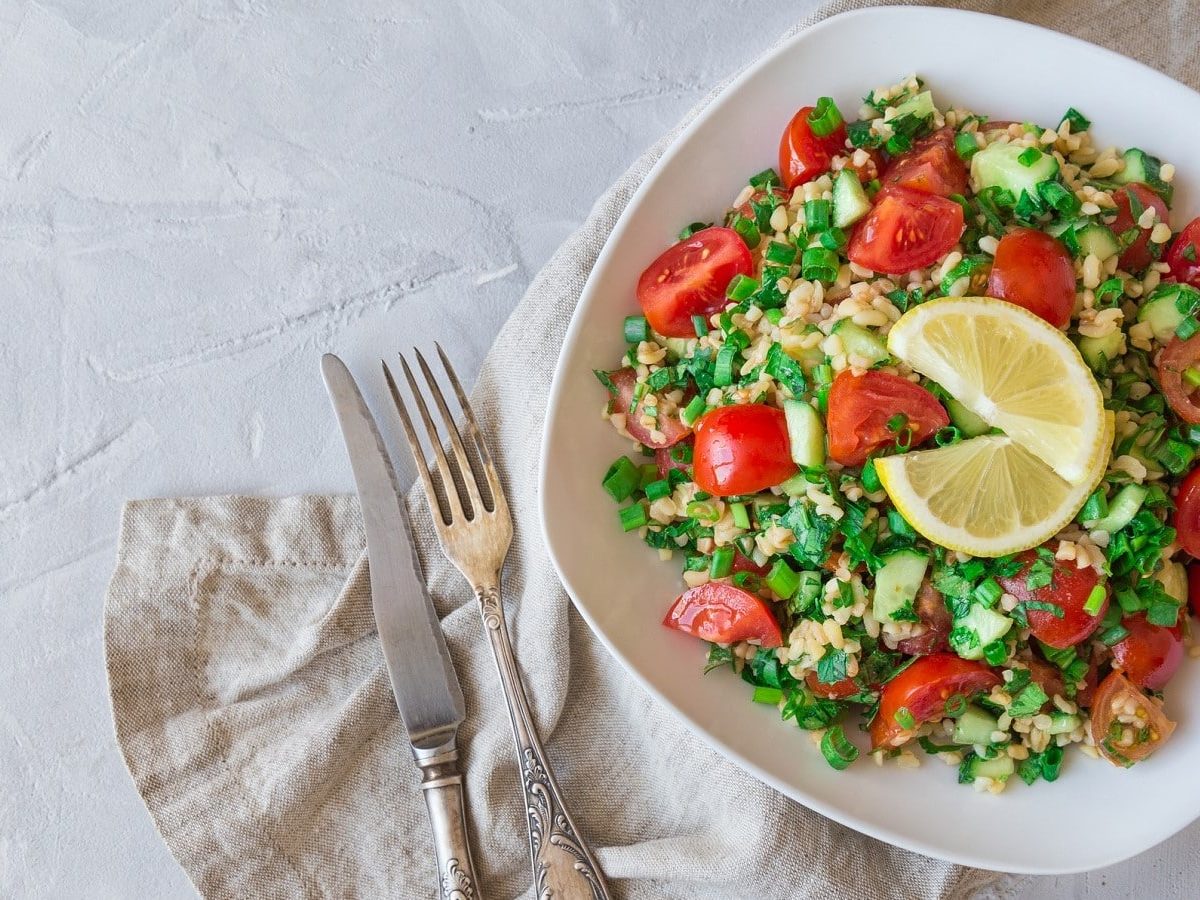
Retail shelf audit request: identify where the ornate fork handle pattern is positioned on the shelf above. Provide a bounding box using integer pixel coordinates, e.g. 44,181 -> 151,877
475,582 -> 609,900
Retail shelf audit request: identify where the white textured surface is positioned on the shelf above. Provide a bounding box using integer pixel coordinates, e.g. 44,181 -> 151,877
0,1 -> 1194,896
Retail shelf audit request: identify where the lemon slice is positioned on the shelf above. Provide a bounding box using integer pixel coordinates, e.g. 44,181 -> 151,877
875,413 -> 1113,557
886,298 -> 1106,484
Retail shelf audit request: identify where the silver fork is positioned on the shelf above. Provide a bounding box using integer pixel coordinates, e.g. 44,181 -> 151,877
383,345 -> 610,900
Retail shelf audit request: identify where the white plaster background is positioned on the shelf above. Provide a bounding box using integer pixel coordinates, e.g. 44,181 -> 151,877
0,1 -> 1195,896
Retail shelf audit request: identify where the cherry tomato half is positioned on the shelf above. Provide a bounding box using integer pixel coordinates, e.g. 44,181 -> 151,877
636,227 -> 753,337
692,404 -> 796,497
1173,467 -> 1200,557
663,582 -> 783,647
1110,184 -> 1169,273
779,105 -> 846,190
1157,335 -> 1200,425
1025,657 -> 1065,706
986,228 -> 1076,328
995,549 -> 1107,649
806,671 -> 860,700
870,653 -> 1000,749
655,440 -> 692,480
893,581 -> 952,656
603,368 -> 690,449
847,186 -> 965,275
882,127 -> 968,198
1111,613 -> 1184,691
826,370 -> 949,467
1189,563 -> 1200,619
1090,672 -> 1175,766
1166,216 -> 1200,287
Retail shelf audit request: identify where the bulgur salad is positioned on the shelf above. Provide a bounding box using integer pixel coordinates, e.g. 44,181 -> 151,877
597,76 -> 1200,792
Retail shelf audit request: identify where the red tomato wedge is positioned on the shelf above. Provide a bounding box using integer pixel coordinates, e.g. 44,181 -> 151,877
1111,613 -> 1184,691
655,440 -> 692,479
636,227 -> 753,337
995,549 -> 1107,649
1157,335 -> 1200,425
806,671 -> 860,700
1166,216 -> 1200,287
692,404 -> 797,497
870,654 -> 1000,749
1189,563 -> 1200,618
1025,657 -> 1065,706
882,127 -> 968,198
826,370 -> 949,467
1175,467 -> 1200,557
1090,672 -> 1175,766
894,581 -> 952,656
779,105 -> 846,190
603,368 -> 690,449
847,186 -> 964,274
663,582 -> 783,647
1110,184 -> 1169,273
986,228 -> 1076,328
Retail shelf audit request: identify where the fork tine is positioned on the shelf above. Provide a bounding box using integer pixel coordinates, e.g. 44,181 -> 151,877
382,361 -> 451,526
396,352 -> 467,524
434,342 -> 504,509
413,347 -> 487,515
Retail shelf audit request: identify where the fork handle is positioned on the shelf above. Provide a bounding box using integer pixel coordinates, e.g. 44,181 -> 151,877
476,582 -> 610,900
414,738 -> 484,900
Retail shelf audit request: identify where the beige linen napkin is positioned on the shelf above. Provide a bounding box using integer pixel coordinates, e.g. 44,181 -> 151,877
105,2 -> 1199,897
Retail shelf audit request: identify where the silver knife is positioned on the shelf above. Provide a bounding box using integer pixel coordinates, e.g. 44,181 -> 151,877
321,353 -> 482,900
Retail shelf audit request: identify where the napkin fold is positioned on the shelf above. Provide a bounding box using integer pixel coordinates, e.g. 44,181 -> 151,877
105,1 -> 1196,896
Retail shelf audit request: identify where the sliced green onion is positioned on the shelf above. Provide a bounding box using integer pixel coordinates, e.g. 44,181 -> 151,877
805,199 -> 832,232
1099,624 -> 1130,646
1017,147 -> 1042,167
954,131 -> 980,160
983,640 -> 1008,666
894,706 -> 916,730
752,685 -> 783,705
764,240 -> 797,265
820,724 -> 860,771
801,246 -> 839,282
638,463 -> 659,489
819,227 -> 847,250
619,503 -> 648,532
886,413 -> 908,432
1156,438 -> 1195,475
729,213 -> 760,249
713,345 -> 738,387
1176,316 -> 1200,340
807,96 -> 844,138
686,499 -> 721,522
601,456 -> 639,502
623,315 -> 650,344
861,459 -> 881,493
692,314 -> 709,338
681,395 -> 707,427
1037,180 -> 1081,217
812,363 -> 833,386
1040,744 -> 1064,782
943,694 -> 968,718
1185,367 -> 1200,388
644,479 -> 671,501
1083,584 -> 1107,616
764,308 -> 784,326
934,426 -> 962,446
709,546 -> 734,578
765,558 -> 800,599
974,578 -> 1003,608
726,273 -> 759,301
731,502 -> 751,530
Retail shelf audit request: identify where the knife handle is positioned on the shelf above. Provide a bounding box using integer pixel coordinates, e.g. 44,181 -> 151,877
414,738 -> 483,900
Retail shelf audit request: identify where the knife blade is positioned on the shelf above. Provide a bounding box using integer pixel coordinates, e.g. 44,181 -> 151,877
321,353 -> 466,749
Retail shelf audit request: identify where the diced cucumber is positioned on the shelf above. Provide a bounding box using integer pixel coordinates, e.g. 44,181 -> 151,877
1138,284 -> 1192,342
946,396 -> 990,437
949,605 -> 1013,661
1074,223 -> 1121,261
783,400 -> 826,468
872,550 -> 929,623
1153,560 -> 1188,606
953,706 -> 1000,746
782,325 -> 829,371
971,142 -> 1059,199
660,336 -> 693,359
1076,331 -> 1126,373
965,754 -> 1015,781
1085,483 -> 1148,533
832,169 -> 871,229
831,319 -> 890,366
1111,147 -> 1174,204
892,89 -> 935,120
1046,712 -> 1082,736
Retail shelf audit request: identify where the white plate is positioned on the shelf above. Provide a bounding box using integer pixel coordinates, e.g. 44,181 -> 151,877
539,5 -> 1200,874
